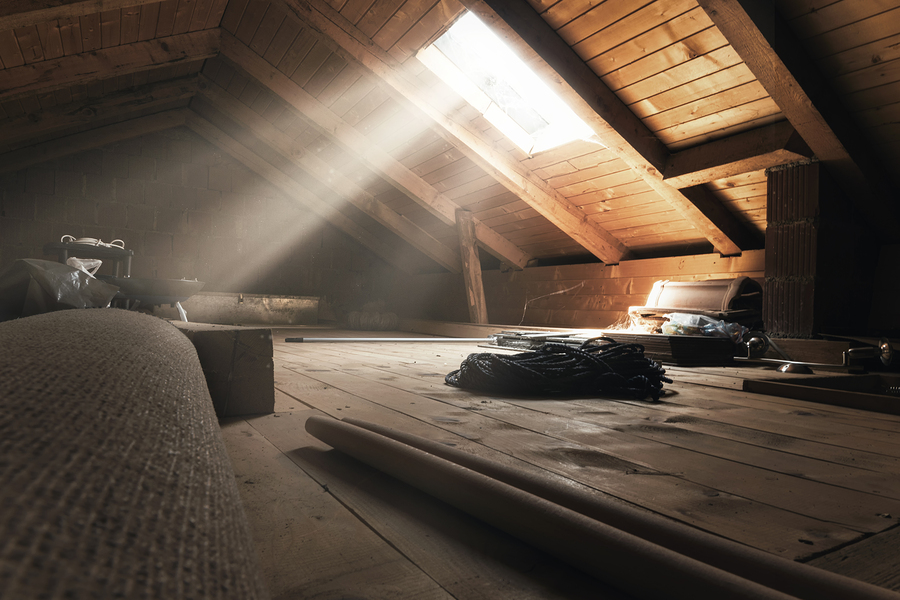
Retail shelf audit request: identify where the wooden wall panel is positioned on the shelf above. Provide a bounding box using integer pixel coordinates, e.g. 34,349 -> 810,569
479,249 -> 766,328
782,0 -> 900,189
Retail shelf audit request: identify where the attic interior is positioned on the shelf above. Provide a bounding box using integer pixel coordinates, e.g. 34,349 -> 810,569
2,0 -> 900,598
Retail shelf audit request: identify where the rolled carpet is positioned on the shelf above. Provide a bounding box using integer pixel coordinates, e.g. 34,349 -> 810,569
0,309 -> 268,599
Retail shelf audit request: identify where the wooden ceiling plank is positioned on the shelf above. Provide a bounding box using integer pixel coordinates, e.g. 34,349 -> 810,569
14,25 -> 45,64
79,12 -> 101,52
234,0 -> 270,44
274,26 -> 316,75
552,0 -> 649,46
338,0 -> 375,27
57,16 -> 83,54
462,0 -> 752,256
271,0 -> 629,263
261,11 -> 300,63
678,184 -> 761,250
137,2 -> 160,41
189,0 -> 217,32
204,0 -> 231,28
569,0 -> 695,61
664,112 -> 785,152
655,97 -> 783,146
642,81 -> 770,133
614,46 -> 744,106
589,9 -> 719,79
0,28 -> 219,103
291,39 -> 335,87
221,31 -> 530,268
0,0 -> 160,32
0,29 -> 25,68
120,4 -> 142,44
664,120 -> 813,189
172,0 -> 198,35
372,0 -> 435,51
184,110 -> 419,275
248,3 -> 287,54
387,0 -> 464,62
100,9 -> 121,48
0,107 -> 188,173
196,80 -> 463,272
696,0 -> 900,240
155,0 -> 178,36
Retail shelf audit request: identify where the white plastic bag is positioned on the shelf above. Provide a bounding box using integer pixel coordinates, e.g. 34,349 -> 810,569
662,312 -> 746,343
66,257 -> 102,277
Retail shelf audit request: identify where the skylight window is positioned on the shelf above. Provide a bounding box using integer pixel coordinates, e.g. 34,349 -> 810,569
418,12 -> 600,155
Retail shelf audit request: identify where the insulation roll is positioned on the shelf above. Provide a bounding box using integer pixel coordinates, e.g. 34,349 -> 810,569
342,418 -> 900,600
305,415 -> 796,600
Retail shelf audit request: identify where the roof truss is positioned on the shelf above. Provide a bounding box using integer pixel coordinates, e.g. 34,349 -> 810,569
695,0 -> 900,241
269,0 -> 631,264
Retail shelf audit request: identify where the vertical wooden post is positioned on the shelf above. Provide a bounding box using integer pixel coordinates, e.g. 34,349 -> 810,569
456,209 -> 489,324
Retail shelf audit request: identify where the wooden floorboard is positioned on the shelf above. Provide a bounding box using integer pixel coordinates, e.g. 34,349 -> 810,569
218,327 -> 900,597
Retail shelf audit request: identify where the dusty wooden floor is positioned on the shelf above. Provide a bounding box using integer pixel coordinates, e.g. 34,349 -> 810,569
220,327 -> 900,600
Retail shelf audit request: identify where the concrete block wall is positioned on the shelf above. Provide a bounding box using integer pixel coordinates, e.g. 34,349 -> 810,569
0,126 -> 396,310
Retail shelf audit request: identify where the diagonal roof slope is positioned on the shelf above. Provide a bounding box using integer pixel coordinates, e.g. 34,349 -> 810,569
1,0 -> 897,273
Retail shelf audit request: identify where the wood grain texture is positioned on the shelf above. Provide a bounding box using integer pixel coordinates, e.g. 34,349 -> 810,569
0,28 -> 219,102
197,78 -> 464,272
0,0 -> 160,32
221,31 -> 530,268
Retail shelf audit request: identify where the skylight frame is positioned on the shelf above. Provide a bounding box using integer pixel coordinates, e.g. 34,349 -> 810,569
417,12 -> 598,156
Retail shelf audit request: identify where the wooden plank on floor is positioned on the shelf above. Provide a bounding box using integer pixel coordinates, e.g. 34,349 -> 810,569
242,410 -> 629,600
219,415 -> 451,599
272,365 -> 865,560
808,525 -> 900,593
280,354 -> 900,518
295,342 -> 900,454
314,349 -> 900,499
296,342 -> 900,473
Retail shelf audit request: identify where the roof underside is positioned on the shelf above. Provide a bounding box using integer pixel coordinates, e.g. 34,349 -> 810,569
1,0 -> 898,272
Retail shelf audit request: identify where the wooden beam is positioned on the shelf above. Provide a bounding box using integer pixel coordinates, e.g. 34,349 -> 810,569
268,2 -> 630,264
695,0 -> 900,240
0,0 -> 161,31
0,108 -> 189,173
185,112 -> 418,276
0,29 -> 219,103
664,121 -> 813,189
219,34 -> 530,270
679,184 -> 762,250
456,209 -> 489,324
0,76 -> 200,155
457,0 -> 755,256
194,80 -> 463,273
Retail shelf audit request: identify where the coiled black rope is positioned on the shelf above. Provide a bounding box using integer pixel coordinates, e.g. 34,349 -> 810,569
445,337 -> 672,401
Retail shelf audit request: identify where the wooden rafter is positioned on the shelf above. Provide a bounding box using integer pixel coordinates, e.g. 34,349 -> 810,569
269,0 -> 630,264
0,108 -> 189,174
0,29 -> 219,103
0,0 -> 161,31
663,121 -> 813,189
695,0 -> 900,241
219,33 -> 530,269
194,80 -> 463,273
458,0 -> 756,256
0,76 -> 200,155
185,112 -> 419,275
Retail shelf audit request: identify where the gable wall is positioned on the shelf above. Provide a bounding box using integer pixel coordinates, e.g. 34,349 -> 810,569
0,127 -> 399,315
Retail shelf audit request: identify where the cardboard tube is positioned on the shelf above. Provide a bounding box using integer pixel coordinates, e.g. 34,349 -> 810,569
342,418 -> 900,600
306,415 -> 796,600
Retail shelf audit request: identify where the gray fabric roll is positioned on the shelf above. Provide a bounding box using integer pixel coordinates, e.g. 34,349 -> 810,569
0,309 -> 269,599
